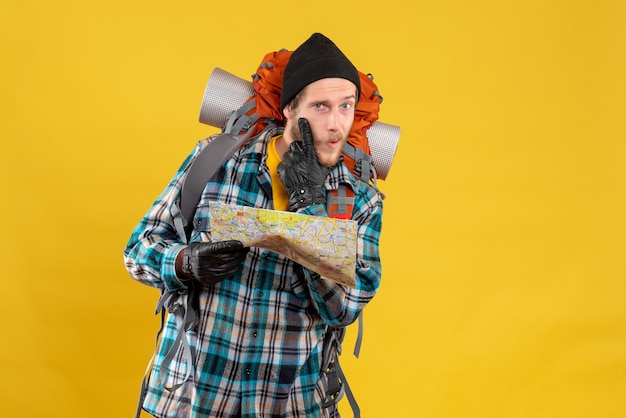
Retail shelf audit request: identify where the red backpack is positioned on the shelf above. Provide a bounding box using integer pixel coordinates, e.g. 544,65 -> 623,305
233,49 -> 381,177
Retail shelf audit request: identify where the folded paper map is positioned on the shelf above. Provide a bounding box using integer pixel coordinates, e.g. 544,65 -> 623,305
209,202 -> 357,287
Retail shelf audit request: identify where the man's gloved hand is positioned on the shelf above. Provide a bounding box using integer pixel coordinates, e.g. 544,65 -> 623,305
278,118 -> 330,211
181,240 -> 249,286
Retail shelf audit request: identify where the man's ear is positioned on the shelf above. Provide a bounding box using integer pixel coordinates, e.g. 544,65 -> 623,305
282,104 -> 292,120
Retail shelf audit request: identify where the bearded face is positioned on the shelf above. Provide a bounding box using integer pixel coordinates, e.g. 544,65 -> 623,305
282,78 -> 357,168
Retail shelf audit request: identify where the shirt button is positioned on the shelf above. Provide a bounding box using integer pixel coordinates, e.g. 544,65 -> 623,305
258,291 -> 263,297
245,368 -> 251,376
252,332 -> 257,337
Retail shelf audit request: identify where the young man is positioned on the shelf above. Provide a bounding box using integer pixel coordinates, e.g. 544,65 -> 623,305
124,33 -> 383,417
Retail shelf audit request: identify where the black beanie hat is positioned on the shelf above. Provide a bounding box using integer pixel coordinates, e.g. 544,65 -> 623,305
280,33 -> 361,112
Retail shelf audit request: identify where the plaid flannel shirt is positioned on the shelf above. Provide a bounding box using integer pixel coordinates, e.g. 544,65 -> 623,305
124,129 -> 383,417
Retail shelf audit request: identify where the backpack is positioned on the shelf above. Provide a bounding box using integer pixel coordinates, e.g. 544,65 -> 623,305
218,49 -> 382,183
138,47 -> 397,418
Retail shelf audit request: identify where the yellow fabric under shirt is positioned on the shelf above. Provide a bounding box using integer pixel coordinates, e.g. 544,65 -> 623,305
266,135 -> 289,211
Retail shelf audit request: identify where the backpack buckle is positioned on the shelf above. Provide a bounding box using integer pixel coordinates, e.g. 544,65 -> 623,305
321,360 -> 345,408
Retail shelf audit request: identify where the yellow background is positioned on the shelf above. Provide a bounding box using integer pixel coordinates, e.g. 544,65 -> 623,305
2,0 -> 625,417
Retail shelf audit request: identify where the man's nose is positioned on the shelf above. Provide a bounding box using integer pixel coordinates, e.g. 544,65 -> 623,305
327,108 -> 340,131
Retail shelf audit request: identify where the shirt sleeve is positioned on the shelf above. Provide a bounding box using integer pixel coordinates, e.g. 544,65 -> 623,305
297,181 -> 383,328
123,141 -> 206,292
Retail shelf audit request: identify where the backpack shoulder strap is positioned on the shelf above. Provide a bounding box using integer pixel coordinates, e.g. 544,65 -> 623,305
173,133 -> 250,243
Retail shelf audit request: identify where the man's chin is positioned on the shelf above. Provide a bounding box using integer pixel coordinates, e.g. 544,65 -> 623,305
318,154 -> 342,168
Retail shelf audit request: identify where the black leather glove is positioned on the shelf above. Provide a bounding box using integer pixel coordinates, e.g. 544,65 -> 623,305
277,118 -> 330,211
181,240 -> 249,286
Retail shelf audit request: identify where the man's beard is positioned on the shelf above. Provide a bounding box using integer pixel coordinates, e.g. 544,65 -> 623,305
289,124 -> 345,168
